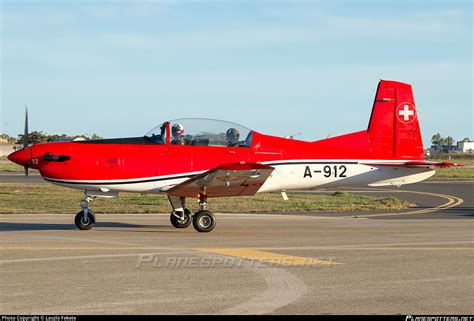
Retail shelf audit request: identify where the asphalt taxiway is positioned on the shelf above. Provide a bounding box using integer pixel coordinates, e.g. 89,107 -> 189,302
0,172 -> 45,184
0,181 -> 472,314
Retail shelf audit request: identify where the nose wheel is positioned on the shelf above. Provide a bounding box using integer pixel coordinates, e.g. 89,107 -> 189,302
75,209 -> 96,230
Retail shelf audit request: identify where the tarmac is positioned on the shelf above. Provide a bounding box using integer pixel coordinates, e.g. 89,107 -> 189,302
0,180 -> 472,314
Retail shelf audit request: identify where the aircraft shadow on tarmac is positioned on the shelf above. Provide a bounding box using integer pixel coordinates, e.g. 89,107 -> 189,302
0,221 -> 174,232
441,206 -> 474,217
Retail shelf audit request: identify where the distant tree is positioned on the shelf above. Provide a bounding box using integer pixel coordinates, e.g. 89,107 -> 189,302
462,137 -> 470,142
445,136 -> 454,146
16,132 -> 101,144
431,133 -> 443,145
17,131 -> 48,145
0,134 -> 17,144
46,134 -> 69,142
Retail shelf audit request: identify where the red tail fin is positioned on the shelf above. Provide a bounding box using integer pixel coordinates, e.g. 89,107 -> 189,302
368,80 -> 424,160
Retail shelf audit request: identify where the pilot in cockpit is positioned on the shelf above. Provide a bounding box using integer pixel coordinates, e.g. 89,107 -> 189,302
226,128 -> 240,147
171,123 -> 186,145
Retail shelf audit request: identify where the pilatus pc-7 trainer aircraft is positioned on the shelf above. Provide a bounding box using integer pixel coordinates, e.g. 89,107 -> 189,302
8,80 -> 462,232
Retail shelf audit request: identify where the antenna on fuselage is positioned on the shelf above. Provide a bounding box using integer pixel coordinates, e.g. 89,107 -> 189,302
285,132 -> 302,139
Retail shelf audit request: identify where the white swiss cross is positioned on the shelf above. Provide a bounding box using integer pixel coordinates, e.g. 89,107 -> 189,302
398,104 -> 415,122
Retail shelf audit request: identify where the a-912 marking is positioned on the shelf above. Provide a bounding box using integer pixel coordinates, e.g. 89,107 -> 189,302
304,165 -> 347,178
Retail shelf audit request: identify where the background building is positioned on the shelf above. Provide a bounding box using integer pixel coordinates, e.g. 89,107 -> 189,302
457,141 -> 474,153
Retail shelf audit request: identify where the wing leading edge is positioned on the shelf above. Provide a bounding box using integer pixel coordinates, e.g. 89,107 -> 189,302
164,162 -> 274,198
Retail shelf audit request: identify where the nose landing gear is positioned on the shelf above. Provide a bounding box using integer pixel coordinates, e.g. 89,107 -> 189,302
74,193 -> 96,230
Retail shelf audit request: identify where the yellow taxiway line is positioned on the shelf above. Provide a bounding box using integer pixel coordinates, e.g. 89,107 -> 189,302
194,248 -> 343,266
349,189 -> 464,218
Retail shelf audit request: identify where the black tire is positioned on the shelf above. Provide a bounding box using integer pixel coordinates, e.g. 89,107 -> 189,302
74,210 -> 96,230
170,208 -> 192,228
192,210 -> 216,233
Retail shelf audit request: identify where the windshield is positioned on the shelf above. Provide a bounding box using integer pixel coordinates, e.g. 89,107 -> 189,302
146,118 -> 253,147
146,122 -> 167,144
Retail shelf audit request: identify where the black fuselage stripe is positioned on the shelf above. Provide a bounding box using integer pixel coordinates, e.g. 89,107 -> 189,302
266,161 -> 358,166
43,174 -> 196,185
42,162 -> 358,186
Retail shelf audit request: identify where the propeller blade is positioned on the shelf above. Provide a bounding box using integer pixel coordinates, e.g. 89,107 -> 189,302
24,165 -> 29,192
24,106 -> 29,149
23,107 -> 30,192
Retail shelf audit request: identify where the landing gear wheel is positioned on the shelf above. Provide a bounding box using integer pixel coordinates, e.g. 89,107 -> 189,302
192,210 -> 216,233
74,210 -> 96,230
170,208 -> 192,228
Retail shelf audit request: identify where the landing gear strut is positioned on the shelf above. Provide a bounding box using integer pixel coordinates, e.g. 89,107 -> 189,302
168,196 -> 192,228
168,189 -> 216,233
74,193 -> 96,230
193,188 -> 216,233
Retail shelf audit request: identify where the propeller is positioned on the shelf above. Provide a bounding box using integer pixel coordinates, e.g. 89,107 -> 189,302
23,107 -> 29,191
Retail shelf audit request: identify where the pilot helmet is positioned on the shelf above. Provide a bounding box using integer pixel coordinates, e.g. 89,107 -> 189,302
226,128 -> 240,141
172,123 -> 184,136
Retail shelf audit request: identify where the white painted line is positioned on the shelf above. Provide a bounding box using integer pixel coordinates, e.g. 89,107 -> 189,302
0,251 -> 190,264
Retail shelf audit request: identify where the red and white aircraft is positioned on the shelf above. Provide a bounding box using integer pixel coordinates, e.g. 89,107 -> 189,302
8,80 -> 462,232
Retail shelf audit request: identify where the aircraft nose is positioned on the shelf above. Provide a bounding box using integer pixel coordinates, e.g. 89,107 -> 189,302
7,148 -> 31,167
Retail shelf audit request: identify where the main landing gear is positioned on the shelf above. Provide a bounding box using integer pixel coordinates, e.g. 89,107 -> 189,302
169,189 -> 216,233
74,193 -> 96,230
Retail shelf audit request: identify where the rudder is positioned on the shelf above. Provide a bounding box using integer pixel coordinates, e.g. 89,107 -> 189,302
367,80 -> 424,160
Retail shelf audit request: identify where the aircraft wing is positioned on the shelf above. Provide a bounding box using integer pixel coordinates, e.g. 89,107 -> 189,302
164,162 -> 274,198
360,161 -> 464,168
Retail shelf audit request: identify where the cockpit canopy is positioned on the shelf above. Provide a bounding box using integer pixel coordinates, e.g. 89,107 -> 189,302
145,118 -> 253,147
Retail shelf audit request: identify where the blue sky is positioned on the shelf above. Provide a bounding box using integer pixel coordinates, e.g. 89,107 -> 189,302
1,0 -> 472,146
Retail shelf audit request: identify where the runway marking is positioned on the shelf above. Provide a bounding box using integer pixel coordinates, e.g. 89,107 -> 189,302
0,246 -> 186,250
3,240 -> 472,252
422,180 -> 474,184
321,189 -> 465,218
194,248 -> 342,266
30,234 -> 146,247
1,246 -> 471,252
355,194 -> 463,218
256,247 -> 474,251
0,251 -> 189,264
288,188 -> 464,218
257,240 -> 474,250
